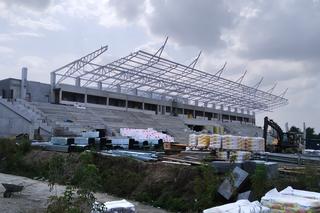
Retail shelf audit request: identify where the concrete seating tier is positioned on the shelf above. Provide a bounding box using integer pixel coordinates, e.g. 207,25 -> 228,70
30,102 -> 190,142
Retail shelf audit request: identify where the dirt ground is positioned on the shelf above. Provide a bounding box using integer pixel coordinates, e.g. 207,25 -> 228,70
0,173 -> 168,213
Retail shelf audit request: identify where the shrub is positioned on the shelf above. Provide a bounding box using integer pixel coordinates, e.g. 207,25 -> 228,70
251,164 -> 269,200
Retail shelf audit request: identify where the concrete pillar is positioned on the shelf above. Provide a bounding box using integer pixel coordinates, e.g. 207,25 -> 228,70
21,67 -> 28,100
84,94 -> 87,104
75,77 -> 81,87
133,88 -> 138,96
228,106 -> 231,112
50,72 -> 56,88
50,72 -> 56,103
212,103 -> 216,109
241,108 -> 244,114
117,85 -> 121,93
195,100 -> 199,106
220,104 -> 224,111
247,109 -> 250,115
97,81 -> 102,90
59,89 -> 62,103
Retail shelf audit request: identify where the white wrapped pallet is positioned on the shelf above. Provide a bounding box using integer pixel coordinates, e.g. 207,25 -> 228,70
189,134 -> 198,148
280,186 -> 320,200
120,128 -> 174,142
216,151 -> 229,161
209,134 -> 222,149
203,199 -> 270,213
222,135 -> 242,150
242,137 -> 265,152
261,188 -> 320,212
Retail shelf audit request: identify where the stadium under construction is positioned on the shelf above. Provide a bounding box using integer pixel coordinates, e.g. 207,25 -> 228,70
0,39 -> 288,141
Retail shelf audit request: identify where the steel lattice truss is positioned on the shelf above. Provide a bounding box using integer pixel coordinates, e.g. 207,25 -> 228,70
52,41 -> 288,111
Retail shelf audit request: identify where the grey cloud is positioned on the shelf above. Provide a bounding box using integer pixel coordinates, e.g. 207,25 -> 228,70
108,0 -> 146,22
2,0 -> 52,10
146,0 -> 235,51
236,0 -> 320,60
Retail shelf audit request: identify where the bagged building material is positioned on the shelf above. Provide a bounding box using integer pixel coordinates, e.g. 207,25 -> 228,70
244,137 -> 265,152
280,186 -> 320,200
197,134 -> 210,148
216,151 -> 229,161
203,199 -> 270,213
189,134 -> 198,148
222,135 -> 242,150
209,134 -> 222,149
261,188 -> 320,212
231,151 -> 252,161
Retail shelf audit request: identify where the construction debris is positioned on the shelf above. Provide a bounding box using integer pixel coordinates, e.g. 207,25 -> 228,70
99,150 -> 158,161
218,167 -> 248,200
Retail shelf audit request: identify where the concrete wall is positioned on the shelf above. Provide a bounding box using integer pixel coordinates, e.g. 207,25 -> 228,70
27,81 -> 51,103
0,78 -> 21,99
0,103 -> 31,137
56,83 -> 256,124
0,78 -> 51,103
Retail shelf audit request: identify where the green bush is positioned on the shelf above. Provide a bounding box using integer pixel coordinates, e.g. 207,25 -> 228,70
193,165 -> 220,211
251,164 -> 269,200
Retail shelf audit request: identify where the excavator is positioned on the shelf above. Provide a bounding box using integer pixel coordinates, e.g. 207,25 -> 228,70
263,116 -> 303,153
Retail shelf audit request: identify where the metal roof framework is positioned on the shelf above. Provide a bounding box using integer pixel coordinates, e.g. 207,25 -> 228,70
52,39 -> 288,112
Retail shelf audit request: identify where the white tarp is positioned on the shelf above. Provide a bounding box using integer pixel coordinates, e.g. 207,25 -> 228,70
261,188 -> 320,212
203,199 -> 270,213
280,186 -> 320,200
120,128 -> 174,142
92,199 -> 135,213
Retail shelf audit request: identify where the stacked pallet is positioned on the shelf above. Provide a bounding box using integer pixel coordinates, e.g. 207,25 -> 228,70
188,134 -> 265,152
243,137 -> 265,152
188,134 -> 198,148
221,135 -> 242,150
209,134 -> 222,149
197,134 -> 210,148
120,128 -> 174,142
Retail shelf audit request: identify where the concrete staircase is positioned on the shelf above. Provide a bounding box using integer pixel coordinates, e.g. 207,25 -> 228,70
30,102 -> 190,142
0,97 -> 52,136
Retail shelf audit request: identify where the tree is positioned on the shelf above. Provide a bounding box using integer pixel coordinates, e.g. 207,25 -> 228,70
289,126 -> 301,133
306,127 -> 315,139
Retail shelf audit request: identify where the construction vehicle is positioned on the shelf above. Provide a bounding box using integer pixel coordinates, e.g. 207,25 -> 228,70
263,116 -> 303,153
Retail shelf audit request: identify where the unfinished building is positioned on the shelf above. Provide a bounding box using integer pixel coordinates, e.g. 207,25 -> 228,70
0,39 -> 288,141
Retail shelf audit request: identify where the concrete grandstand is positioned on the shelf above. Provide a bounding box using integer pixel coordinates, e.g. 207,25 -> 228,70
0,39 -> 288,142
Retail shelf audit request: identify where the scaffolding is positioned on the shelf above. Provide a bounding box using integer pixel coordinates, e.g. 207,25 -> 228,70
51,39 -> 288,112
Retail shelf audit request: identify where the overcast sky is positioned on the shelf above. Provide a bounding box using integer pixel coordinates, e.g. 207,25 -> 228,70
0,0 -> 319,132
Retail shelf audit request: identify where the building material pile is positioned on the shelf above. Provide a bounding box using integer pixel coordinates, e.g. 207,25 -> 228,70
261,187 -> 320,212
203,199 -> 270,213
218,166 -> 249,200
100,150 -> 158,161
216,151 -> 252,161
188,133 -> 265,152
209,134 -> 222,149
120,128 -> 174,142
